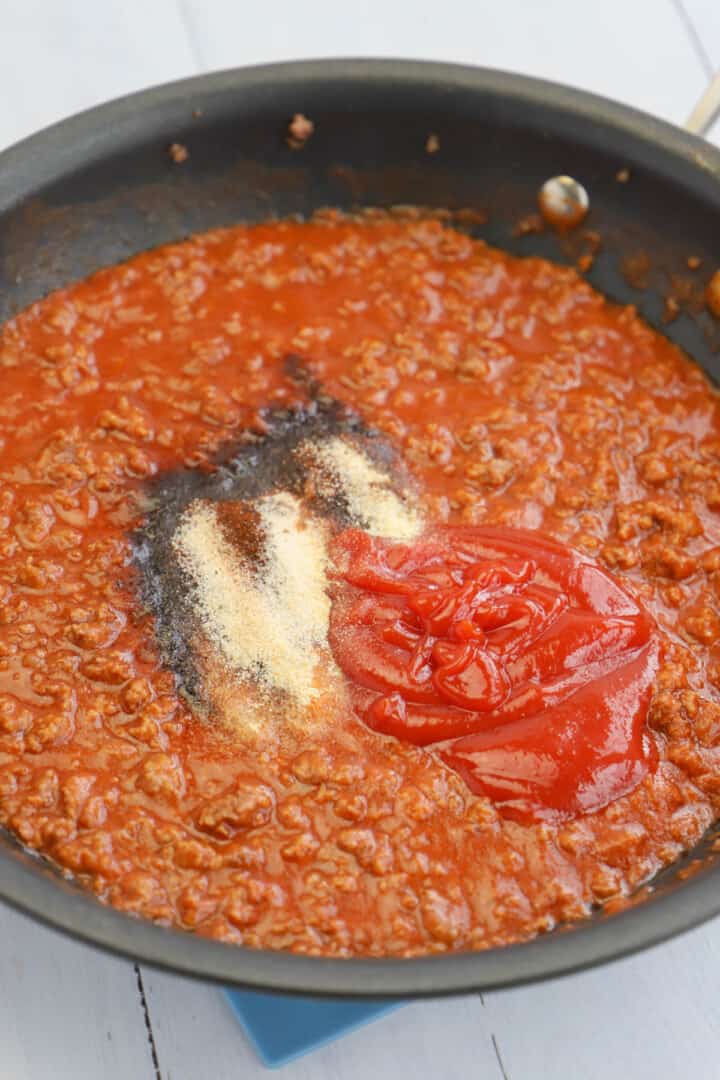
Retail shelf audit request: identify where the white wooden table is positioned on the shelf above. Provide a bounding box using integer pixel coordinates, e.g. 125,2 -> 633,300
1,2 -> 720,1076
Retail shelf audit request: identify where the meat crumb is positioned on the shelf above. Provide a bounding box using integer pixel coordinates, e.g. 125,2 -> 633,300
577,230 -> 602,272
287,113 -> 314,150
687,256 -> 702,271
708,271 -> 720,318
452,208 -> 488,226
621,252 -> 651,291
168,142 -> 189,164
512,213 -> 545,237
192,109 -> 204,119
615,168 -> 630,183
663,296 -> 680,323
425,134 -> 440,154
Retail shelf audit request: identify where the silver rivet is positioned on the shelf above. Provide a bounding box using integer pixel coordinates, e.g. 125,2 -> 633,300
538,175 -> 589,229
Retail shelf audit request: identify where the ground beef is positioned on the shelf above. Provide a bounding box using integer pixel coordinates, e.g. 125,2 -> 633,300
0,211 -> 719,957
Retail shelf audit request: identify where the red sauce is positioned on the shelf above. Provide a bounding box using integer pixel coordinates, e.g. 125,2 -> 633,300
0,211 -> 719,958
329,525 -> 659,822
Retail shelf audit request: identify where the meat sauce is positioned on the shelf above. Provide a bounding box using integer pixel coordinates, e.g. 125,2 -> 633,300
1,211 -> 720,957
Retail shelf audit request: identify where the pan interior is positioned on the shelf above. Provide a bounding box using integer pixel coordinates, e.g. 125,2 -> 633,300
1,60 -> 720,994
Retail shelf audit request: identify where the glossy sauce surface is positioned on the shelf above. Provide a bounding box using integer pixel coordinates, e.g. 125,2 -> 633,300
0,212 -> 719,957
329,525 -> 659,822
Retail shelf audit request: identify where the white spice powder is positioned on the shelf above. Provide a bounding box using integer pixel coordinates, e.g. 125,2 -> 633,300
302,436 -> 423,540
173,493 -> 333,708
170,437 -> 423,737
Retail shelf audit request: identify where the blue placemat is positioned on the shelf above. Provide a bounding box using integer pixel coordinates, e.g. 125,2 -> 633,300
225,989 -> 405,1068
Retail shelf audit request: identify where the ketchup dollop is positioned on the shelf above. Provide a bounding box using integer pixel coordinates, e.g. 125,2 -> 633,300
328,526 -> 659,823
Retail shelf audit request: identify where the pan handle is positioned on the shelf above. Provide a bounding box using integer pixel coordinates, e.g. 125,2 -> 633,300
685,71 -> 720,137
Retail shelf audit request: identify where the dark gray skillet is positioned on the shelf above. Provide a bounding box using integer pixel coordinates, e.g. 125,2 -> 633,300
1,59 -> 720,998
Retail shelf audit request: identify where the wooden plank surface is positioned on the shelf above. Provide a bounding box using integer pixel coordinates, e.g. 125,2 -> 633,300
178,0 -> 708,122
142,972 -> 501,1079
482,919 -> 720,1080
681,0 -> 720,139
0,903 -> 153,1080
0,0 -> 196,150
0,2 -> 719,1077
682,0 -> 720,66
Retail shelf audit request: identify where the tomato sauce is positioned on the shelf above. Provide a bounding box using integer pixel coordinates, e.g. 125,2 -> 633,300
328,525 -> 659,822
0,211 -> 719,957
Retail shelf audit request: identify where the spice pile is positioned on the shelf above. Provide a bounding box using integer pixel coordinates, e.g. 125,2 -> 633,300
142,416 -> 421,737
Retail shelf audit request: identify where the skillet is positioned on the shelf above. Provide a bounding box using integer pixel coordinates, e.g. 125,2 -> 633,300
1,59 -> 720,997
